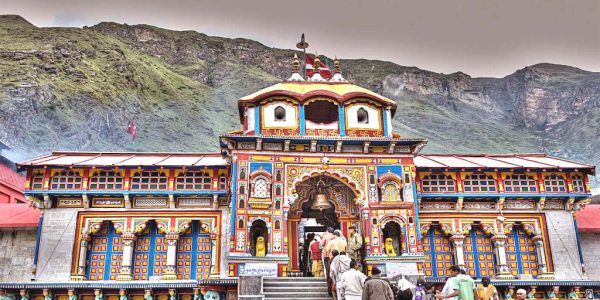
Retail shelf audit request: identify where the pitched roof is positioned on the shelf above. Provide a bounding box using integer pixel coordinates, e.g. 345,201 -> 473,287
0,204 -> 39,228
240,82 -> 396,105
0,159 -> 25,192
576,204 -> 600,233
415,153 -> 595,174
17,151 -> 228,170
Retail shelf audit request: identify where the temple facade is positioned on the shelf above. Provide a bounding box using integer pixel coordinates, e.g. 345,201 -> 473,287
1,55 -> 598,300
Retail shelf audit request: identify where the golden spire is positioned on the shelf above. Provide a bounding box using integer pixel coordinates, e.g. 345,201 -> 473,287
334,56 -> 341,73
292,53 -> 300,73
313,51 -> 321,69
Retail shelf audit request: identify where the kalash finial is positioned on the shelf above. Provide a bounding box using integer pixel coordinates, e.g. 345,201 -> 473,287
313,51 -> 321,69
287,53 -> 305,82
329,55 -> 348,83
308,51 -> 327,82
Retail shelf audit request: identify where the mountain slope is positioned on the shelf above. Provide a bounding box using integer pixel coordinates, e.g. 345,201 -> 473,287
0,15 -> 598,188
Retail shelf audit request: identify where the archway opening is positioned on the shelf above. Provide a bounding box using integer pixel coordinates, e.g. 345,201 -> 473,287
249,219 -> 268,257
382,221 -> 402,256
289,174 -> 360,276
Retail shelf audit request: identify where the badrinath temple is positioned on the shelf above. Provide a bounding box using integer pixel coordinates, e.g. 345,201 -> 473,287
0,55 -> 598,300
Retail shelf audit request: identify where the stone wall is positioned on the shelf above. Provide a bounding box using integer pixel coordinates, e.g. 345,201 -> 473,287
35,208 -> 79,281
0,228 -> 36,282
545,211 -> 583,279
580,232 -> 600,279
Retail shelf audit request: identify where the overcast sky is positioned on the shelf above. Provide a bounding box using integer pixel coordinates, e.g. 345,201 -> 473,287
2,0 -> 599,77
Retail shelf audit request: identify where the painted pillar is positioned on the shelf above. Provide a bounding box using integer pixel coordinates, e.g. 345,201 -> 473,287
492,233 -> 514,279
450,233 -> 466,268
117,232 -> 137,281
533,233 -> 554,279
289,217 -> 300,272
71,233 -> 91,280
299,104 -> 306,135
338,104 -> 345,136
382,107 -> 390,137
254,105 -> 261,135
162,232 -> 179,280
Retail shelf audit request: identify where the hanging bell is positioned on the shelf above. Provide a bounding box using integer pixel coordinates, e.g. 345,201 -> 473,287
311,193 -> 332,211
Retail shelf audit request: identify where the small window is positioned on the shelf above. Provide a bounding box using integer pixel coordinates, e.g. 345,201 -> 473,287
572,175 -> 585,193
357,108 -> 369,124
545,174 -> 566,192
274,106 -> 286,121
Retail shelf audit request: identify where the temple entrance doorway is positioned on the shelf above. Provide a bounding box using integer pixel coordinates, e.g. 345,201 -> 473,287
287,174 -> 360,276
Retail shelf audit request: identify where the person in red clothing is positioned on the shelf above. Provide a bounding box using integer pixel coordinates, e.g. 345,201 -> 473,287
309,235 -> 324,277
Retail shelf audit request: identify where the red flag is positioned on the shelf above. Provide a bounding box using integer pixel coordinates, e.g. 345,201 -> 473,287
305,54 -> 332,79
127,119 -> 137,141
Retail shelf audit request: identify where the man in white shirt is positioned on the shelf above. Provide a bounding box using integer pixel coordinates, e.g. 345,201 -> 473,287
341,260 -> 367,300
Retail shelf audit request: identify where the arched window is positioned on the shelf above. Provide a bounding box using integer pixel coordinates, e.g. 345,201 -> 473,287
31,172 -> 44,189
86,222 -> 122,280
544,174 -> 566,192
131,171 -> 167,190
274,106 -> 286,121
464,227 -> 495,278
251,176 -> 271,198
381,181 -> 400,202
504,174 -> 537,192
132,222 -> 167,280
463,173 -> 497,192
275,185 -> 282,196
276,170 -> 282,181
239,168 -> 247,180
176,171 -> 212,190
571,175 -> 585,193
275,199 -> 281,210
506,226 -> 538,277
239,183 -> 246,195
238,197 -> 245,208
274,220 -> 281,230
357,108 -> 369,124
51,170 -> 82,190
423,227 -> 453,277
176,221 -> 212,279
89,171 -> 123,190
238,219 -> 244,229
421,174 -> 456,192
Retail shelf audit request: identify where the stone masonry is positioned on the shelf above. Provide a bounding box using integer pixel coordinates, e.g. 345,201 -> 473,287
0,228 -> 36,282
545,211 -> 584,279
35,208 -> 79,281
580,232 -> 600,279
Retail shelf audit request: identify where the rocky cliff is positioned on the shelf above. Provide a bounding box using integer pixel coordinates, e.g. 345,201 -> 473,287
0,15 -> 598,187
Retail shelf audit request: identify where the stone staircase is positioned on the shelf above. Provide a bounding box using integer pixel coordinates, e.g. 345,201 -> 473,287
262,277 -> 330,300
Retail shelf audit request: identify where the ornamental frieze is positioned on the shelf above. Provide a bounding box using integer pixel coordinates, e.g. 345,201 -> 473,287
285,164 -> 367,207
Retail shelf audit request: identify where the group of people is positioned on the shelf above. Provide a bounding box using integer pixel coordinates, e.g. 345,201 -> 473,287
308,226 -> 378,300
306,228 -> 506,300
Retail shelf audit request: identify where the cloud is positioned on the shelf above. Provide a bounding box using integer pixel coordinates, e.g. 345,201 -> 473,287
53,12 -> 96,27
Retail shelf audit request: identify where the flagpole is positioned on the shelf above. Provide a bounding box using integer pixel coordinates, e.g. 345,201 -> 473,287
296,33 -> 309,79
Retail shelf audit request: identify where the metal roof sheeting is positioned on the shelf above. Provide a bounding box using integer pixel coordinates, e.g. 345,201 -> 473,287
415,153 -> 595,173
17,152 -> 228,170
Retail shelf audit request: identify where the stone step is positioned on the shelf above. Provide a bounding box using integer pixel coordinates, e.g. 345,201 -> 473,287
263,281 -> 328,288
264,276 -> 327,280
263,286 -> 329,293
263,292 -> 330,299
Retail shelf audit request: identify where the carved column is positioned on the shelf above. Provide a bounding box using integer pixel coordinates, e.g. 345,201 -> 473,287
71,234 -> 91,280
209,232 -> 220,278
117,232 -> 137,281
162,232 -> 179,280
450,233 -> 466,268
492,232 -> 514,279
533,233 -> 554,279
